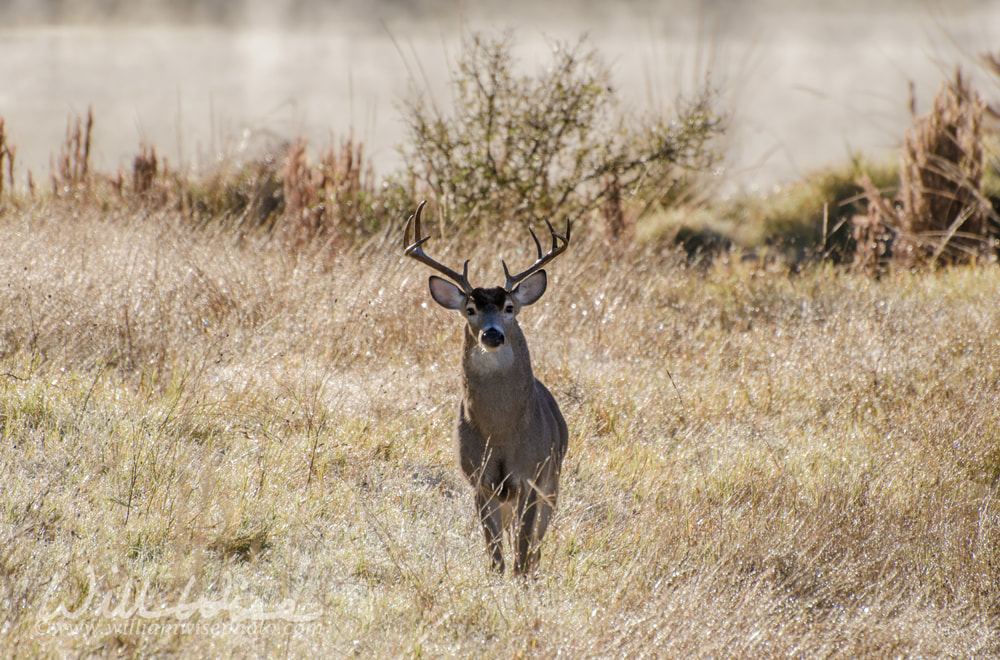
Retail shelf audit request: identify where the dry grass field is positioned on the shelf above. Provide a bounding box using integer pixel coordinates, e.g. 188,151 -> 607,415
1,196 -> 998,656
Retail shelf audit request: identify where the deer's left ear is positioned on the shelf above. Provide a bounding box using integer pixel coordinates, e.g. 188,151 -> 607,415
511,270 -> 547,307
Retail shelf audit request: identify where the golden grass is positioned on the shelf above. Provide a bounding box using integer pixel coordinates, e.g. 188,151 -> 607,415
1,201 -> 998,656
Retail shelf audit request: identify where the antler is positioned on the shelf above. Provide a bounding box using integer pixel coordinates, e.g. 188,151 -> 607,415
502,216 -> 572,291
403,200 -> 474,294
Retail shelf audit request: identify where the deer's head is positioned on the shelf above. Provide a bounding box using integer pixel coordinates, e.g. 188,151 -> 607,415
403,201 -> 570,354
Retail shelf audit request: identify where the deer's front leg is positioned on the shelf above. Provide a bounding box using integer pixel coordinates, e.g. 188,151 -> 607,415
513,488 -> 539,577
475,490 -> 505,574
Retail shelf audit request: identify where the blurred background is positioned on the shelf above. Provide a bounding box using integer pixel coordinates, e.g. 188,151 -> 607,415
0,0 -> 997,192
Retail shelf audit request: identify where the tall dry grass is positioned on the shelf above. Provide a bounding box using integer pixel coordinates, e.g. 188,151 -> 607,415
1,199 -> 998,656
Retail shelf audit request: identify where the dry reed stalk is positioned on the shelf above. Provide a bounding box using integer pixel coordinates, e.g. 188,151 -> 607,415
982,51 -> 1000,119
52,106 -> 94,196
852,174 -> 897,271
0,118 -> 14,201
132,144 -> 158,197
897,72 -> 989,261
279,135 -> 375,249
316,134 -> 374,230
858,72 -> 992,268
281,139 -> 321,248
124,143 -> 174,208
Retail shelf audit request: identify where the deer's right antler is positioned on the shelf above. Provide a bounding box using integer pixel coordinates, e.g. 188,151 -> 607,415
403,201 -> 475,294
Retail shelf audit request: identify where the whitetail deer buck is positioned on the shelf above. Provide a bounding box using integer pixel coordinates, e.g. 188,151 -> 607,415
403,201 -> 570,576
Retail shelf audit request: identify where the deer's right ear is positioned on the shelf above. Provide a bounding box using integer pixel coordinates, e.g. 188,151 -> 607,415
428,276 -> 467,310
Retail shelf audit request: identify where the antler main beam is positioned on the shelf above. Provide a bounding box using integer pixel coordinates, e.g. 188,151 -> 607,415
403,200 -> 474,294
502,216 -> 572,291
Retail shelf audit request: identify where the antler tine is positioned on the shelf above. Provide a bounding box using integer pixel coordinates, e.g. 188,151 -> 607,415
528,225 -> 543,259
402,199 -> 422,249
503,216 -> 572,291
403,201 -> 474,294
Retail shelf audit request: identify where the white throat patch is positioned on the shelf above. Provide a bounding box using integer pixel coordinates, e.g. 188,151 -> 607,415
467,343 -> 515,373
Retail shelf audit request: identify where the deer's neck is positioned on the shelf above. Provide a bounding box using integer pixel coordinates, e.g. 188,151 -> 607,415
460,323 -> 535,426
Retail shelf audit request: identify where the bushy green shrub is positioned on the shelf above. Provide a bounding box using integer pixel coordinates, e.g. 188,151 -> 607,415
400,31 -> 725,235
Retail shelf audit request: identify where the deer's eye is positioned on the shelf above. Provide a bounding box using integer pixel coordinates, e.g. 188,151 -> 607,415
466,307 -> 476,316
505,304 -> 514,314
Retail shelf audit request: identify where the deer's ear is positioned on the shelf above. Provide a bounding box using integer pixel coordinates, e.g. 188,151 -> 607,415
428,276 -> 466,310
511,270 -> 547,307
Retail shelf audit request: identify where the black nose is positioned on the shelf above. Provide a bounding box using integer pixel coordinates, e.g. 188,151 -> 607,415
481,328 -> 505,348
